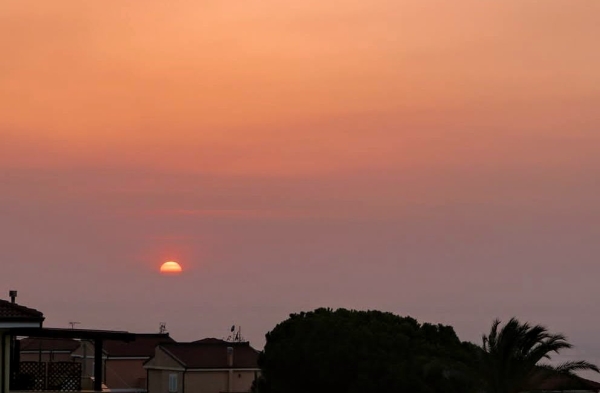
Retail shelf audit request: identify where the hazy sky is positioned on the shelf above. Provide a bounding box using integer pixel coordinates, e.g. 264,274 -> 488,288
1,0 -> 599,368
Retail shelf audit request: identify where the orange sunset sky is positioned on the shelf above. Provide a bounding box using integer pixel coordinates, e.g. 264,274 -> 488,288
1,0 -> 599,365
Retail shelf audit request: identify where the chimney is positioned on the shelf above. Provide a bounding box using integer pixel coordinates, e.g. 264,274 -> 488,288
9,290 -> 17,304
226,347 -> 234,367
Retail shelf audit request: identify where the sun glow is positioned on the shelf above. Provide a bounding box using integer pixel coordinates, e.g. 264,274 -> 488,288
160,261 -> 183,274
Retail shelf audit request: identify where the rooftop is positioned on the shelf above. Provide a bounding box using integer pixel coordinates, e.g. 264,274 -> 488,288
531,374 -> 600,392
103,333 -> 175,357
192,338 -> 229,344
159,341 -> 259,369
0,299 -> 44,322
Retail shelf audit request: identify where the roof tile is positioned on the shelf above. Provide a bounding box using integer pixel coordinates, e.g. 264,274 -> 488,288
0,299 -> 44,320
531,374 -> 600,392
104,334 -> 175,357
160,341 -> 259,369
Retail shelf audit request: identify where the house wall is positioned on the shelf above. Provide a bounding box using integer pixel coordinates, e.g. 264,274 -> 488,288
72,356 -> 103,381
184,371 -> 228,393
148,348 -> 183,369
147,369 -> 161,393
73,355 -> 149,389
146,348 -> 185,393
71,341 -> 99,379
148,369 -> 183,393
70,340 -> 92,359
183,370 -> 257,393
105,359 -> 148,389
231,370 -> 258,393
146,348 -> 257,393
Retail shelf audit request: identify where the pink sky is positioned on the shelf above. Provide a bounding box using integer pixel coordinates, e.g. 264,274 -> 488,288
1,0 -> 600,367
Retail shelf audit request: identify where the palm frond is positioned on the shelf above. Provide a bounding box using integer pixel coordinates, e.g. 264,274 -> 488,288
554,361 -> 600,374
474,317 -> 598,393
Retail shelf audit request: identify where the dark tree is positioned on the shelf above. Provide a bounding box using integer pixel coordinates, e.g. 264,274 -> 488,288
253,308 -> 477,393
474,317 -> 599,393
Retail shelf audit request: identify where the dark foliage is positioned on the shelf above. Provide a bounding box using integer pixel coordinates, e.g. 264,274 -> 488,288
253,308 -> 478,393
473,317 -> 599,393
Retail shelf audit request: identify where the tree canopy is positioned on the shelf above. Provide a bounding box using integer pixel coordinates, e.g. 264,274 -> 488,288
474,317 -> 599,393
253,308 -> 477,393
254,310 -> 599,393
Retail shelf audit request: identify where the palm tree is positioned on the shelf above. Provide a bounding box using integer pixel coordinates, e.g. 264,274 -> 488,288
474,317 -> 599,393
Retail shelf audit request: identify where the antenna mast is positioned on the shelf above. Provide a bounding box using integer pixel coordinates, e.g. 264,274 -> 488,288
68,322 -> 81,329
226,325 -> 245,342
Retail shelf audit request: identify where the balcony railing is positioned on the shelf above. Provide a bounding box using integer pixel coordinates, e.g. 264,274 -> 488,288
11,362 -> 82,392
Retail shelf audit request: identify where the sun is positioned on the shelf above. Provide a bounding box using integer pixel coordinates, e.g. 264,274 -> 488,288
160,261 -> 183,274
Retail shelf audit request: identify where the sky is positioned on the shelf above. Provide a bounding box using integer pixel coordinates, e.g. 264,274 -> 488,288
1,0 -> 600,369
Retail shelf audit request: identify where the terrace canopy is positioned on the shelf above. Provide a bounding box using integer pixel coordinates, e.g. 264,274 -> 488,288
11,328 -> 135,392
1,295 -> 135,393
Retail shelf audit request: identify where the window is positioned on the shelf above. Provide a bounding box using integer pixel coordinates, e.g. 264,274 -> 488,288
168,374 -> 178,393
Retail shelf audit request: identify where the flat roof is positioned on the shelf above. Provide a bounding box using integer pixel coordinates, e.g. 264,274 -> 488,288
11,327 -> 136,341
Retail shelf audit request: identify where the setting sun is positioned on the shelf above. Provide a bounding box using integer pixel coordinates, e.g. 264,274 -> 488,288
160,261 -> 183,274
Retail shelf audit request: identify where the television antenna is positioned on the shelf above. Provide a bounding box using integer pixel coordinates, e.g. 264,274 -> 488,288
68,322 -> 81,329
159,322 -> 168,334
226,325 -> 245,342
